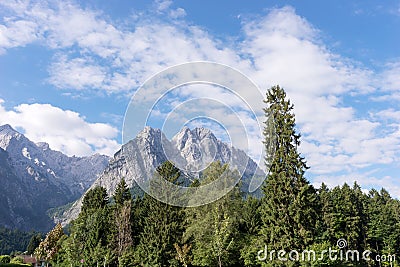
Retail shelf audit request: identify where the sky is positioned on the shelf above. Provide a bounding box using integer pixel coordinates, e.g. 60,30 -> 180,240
0,0 -> 399,196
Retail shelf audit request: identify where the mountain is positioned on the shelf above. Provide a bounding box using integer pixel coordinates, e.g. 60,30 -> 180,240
0,124 -> 110,231
58,126 -> 265,225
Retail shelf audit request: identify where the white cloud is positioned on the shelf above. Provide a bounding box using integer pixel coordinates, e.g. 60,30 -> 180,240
0,99 -> 120,156
1,0 -> 247,92
242,6 -> 374,95
0,19 -> 39,54
374,108 -> 400,121
169,8 -> 186,19
155,0 -> 173,13
48,55 -> 107,90
381,61 -> 400,91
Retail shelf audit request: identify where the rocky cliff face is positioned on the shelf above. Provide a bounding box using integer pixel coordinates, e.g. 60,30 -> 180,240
0,124 -> 110,231
58,126 -> 265,225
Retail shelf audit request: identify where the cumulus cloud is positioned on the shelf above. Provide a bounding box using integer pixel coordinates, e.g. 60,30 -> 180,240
0,99 -> 120,156
0,19 -> 39,54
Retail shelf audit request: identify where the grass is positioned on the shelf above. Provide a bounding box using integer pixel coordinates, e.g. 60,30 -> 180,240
0,264 -> 31,267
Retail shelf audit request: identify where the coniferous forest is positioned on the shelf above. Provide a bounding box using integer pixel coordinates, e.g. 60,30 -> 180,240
27,86 -> 400,266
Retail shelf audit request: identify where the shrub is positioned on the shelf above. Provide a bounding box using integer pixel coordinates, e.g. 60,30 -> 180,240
10,256 -> 23,264
0,255 -> 11,263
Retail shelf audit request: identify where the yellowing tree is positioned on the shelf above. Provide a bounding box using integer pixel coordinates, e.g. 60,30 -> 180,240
35,223 -> 65,266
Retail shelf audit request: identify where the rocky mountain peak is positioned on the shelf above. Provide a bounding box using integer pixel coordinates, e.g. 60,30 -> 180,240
0,124 -> 24,150
36,142 -> 50,151
137,126 -> 162,139
172,127 -> 215,150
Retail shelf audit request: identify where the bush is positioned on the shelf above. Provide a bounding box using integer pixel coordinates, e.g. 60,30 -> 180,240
0,255 -> 11,263
9,257 -> 23,264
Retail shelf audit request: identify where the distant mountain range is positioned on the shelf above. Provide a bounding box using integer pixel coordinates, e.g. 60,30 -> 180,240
0,124 -> 264,231
57,126 -> 265,226
0,124 -> 109,231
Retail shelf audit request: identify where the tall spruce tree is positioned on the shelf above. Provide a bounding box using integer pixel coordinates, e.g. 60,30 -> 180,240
259,86 -> 318,263
59,186 -> 115,267
113,178 -> 133,257
136,161 -> 185,266
114,178 -> 131,207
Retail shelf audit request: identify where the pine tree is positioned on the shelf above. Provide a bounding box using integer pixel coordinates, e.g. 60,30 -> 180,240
259,86 -> 319,264
136,161 -> 185,266
367,188 -> 400,262
184,161 -> 242,267
113,178 -> 133,257
27,233 -> 42,255
327,183 -> 365,250
82,186 -> 109,214
62,186 -> 115,266
114,178 -> 131,207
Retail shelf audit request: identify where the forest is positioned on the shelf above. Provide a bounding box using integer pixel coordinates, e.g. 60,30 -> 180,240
6,86 -> 400,267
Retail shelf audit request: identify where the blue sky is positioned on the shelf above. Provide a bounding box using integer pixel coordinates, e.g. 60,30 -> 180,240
0,0 -> 399,196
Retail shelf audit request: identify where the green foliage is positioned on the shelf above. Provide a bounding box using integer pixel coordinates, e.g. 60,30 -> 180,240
26,234 -> 42,255
118,248 -> 137,267
367,188 -> 400,265
114,178 -> 132,207
0,263 -> 30,267
81,186 -> 109,214
185,162 -> 242,267
0,255 -> 11,264
113,178 -> 133,257
9,257 -> 23,264
0,227 -> 40,255
259,85 -> 319,260
64,207 -> 114,266
318,183 -> 367,250
135,161 -> 185,266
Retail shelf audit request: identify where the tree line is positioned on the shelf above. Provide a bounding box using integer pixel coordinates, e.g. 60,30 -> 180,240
0,227 -> 42,256
33,86 -> 400,267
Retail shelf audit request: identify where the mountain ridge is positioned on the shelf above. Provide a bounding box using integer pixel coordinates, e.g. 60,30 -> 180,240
57,126 -> 265,225
0,124 -> 110,231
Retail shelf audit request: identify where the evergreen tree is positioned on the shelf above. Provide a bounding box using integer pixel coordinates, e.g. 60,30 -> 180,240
60,186 -> 115,267
326,183 -> 365,250
315,182 -> 332,242
114,178 -> 131,207
113,178 -> 133,257
367,188 -> 400,263
184,161 -> 242,267
136,161 -> 185,266
27,233 -> 42,255
82,186 -> 109,214
259,85 -> 319,265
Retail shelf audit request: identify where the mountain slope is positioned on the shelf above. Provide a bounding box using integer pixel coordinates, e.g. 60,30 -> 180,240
58,126 -> 265,225
0,124 -> 110,231
0,147 -> 47,230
